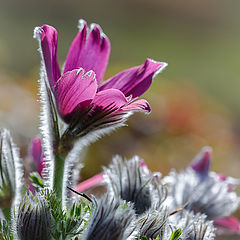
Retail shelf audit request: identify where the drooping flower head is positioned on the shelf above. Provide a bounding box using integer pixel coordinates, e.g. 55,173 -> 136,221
34,20 -> 167,138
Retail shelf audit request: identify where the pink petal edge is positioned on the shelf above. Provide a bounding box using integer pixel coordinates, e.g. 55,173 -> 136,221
75,173 -> 104,192
64,20 -> 110,84
75,160 -> 148,192
214,217 -> 240,234
38,25 -> 61,89
92,88 -> 128,110
122,99 -> 151,113
190,146 -> 212,177
99,58 -> 167,98
54,69 -> 97,117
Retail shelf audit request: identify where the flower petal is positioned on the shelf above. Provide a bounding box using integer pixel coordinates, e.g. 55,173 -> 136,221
30,137 -> 44,174
54,69 -> 97,118
190,146 -> 212,178
75,173 -> 104,193
99,58 -> 167,98
214,217 -> 240,234
35,25 -> 61,89
64,20 -> 110,84
92,89 -> 128,110
122,99 -> 151,113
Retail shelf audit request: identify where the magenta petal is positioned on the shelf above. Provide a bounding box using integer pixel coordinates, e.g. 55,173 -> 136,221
190,146 -> 212,178
214,217 -> 240,233
39,25 -> 61,89
30,137 -> 42,167
122,99 -> 151,113
92,89 -> 128,110
54,69 -> 97,117
218,173 -> 227,181
99,58 -> 167,98
64,20 -> 110,84
76,173 -> 104,192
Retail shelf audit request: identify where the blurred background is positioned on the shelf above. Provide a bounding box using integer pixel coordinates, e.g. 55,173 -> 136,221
1,0 -> 240,197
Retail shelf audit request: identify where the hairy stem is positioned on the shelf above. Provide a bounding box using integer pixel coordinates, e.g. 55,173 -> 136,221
53,153 -> 66,201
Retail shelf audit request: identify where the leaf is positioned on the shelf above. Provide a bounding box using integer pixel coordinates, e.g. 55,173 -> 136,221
0,220 -> 13,240
29,172 -> 45,189
170,229 -> 182,240
40,189 -> 91,240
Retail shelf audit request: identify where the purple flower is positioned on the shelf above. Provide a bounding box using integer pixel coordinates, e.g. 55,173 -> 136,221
34,20 -> 167,136
30,137 -> 44,175
163,146 -> 240,234
190,146 -> 212,179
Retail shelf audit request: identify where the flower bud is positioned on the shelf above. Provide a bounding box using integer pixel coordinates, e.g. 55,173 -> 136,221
85,194 -> 136,240
16,193 -> 52,240
0,128 -> 24,210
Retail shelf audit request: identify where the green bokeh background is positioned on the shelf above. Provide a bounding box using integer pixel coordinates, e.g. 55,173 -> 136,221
0,0 -> 240,180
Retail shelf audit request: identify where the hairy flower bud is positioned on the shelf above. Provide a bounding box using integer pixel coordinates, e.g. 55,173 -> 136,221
137,208 -> 170,239
16,193 -> 52,240
164,147 -> 240,220
0,128 -> 24,211
103,156 -> 166,215
84,194 -> 136,240
178,212 -> 215,240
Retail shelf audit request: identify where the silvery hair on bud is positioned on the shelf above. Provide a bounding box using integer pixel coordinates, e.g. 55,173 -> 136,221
84,194 -> 137,240
103,155 -> 166,215
137,207 -> 171,239
15,192 -> 52,240
164,167 -> 239,219
171,211 -> 215,240
0,128 -> 24,211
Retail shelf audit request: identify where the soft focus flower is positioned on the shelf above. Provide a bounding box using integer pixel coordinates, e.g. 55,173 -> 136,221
84,194 -> 136,240
29,137 -> 44,175
25,137 -> 44,192
174,212 -> 215,240
103,155 -> 166,215
214,217 -> 240,234
163,147 -> 240,232
0,128 -> 24,211
76,173 -> 104,193
34,20 -> 167,137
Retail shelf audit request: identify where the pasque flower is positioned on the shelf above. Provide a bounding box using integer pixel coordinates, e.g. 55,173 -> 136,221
34,20 -> 167,136
103,156 -> 167,215
0,128 -> 24,216
29,137 -> 44,175
84,194 -> 136,240
163,146 -> 240,234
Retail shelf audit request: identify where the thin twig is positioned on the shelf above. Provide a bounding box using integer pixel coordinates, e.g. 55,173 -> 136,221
170,200 -> 190,216
67,186 -> 92,202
